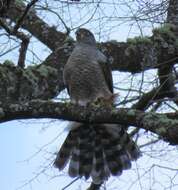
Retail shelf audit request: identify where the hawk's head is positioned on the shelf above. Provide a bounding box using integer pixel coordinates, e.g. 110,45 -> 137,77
75,28 -> 96,45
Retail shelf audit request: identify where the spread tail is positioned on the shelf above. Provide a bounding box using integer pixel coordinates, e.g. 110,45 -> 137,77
54,123 -> 141,184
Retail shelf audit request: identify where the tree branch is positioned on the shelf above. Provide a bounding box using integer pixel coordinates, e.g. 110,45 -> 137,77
4,1 -> 178,74
132,86 -> 178,110
0,18 -> 30,68
167,0 -> 178,25
155,0 -> 178,107
13,0 -> 39,33
0,100 -> 178,144
6,1 -> 67,50
17,35 -> 29,68
0,62 -> 60,102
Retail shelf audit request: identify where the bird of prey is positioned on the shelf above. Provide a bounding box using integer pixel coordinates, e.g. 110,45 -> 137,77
54,28 -> 140,185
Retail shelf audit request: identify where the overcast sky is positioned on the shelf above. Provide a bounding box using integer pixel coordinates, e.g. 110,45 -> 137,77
1,1 -> 178,190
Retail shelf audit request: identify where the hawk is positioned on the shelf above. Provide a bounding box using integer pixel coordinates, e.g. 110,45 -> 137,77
54,28 -> 140,185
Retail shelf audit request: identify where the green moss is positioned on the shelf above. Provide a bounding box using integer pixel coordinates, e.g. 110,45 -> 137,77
111,108 -> 118,115
152,24 -> 177,45
64,36 -> 75,44
125,36 -> 153,57
127,36 -> 152,45
126,24 -> 177,50
156,127 -> 167,135
143,113 -> 178,136
3,60 -> 15,67
36,65 -> 57,78
15,0 -> 25,5
108,40 -> 118,45
24,65 -> 57,83
63,101 -> 71,107
33,20 -> 41,25
18,64 -> 58,100
23,67 -> 39,83
127,109 -> 136,117
0,62 -> 17,101
153,24 -> 176,38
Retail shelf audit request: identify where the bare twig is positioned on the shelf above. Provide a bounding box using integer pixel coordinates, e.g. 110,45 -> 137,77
40,6 -> 70,34
62,177 -> 80,190
139,139 -> 160,148
13,0 -> 39,32
0,18 -> 30,67
18,35 -> 29,68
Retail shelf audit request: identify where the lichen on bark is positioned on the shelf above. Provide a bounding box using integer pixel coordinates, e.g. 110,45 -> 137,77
0,61 -> 59,102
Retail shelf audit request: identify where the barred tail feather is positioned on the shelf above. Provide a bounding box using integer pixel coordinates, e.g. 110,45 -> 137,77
54,130 -> 78,170
100,128 -> 123,176
54,123 -> 141,184
91,129 -> 109,184
69,146 -> 80,177
117,127 -> 141,161
78,126 -> 94,178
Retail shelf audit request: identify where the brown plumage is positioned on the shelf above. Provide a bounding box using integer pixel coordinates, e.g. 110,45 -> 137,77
54,28 -> 140,185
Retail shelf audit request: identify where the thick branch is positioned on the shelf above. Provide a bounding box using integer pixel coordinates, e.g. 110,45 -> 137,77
0,43 -> 75,102
5,2 -> 178,74
0,18 -> 30,68
0,100 -> 178,144
40,34 -> 178,75
18,36 -> 29,68
0,62 -> 61,102
100,28 -> 178,72
155,0 -> 178,105
167,0 -> 178,25
132,86 -> 178,110
6,2 -> 67,50
13,0 -> 39,33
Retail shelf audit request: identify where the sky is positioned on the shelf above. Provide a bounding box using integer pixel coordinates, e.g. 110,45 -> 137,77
0,119 -> 70,190
1,119 -> 178,190
0,1 -> 178,190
